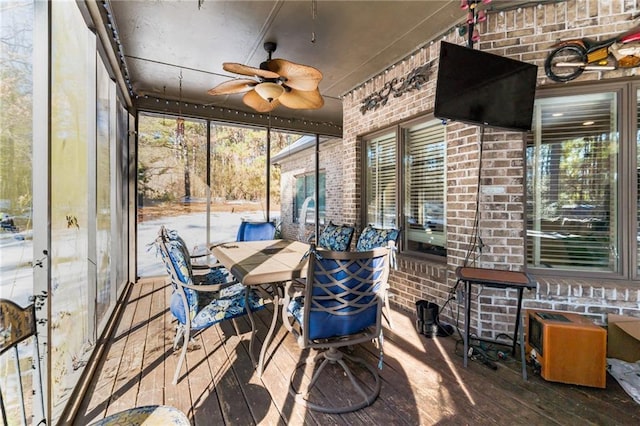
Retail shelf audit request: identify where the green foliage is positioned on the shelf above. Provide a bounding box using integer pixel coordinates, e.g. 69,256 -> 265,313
139,113 -> 294,205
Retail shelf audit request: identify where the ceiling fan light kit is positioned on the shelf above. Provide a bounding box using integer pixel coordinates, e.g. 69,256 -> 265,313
255,81 -> 285,102
207,41 -> 323,112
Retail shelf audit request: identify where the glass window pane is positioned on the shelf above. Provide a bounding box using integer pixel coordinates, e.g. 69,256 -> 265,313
403,120 -> 446,257
526,92 -> 618,272
51,1 -> 91,417
95,54 -> 111,325
637,89 -> 640,276
0,1 -> 36,423
136,113 -> 208,277
365,132 -> 397,227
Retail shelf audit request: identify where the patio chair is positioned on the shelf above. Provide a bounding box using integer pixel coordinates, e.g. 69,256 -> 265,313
155,228 -> 266,384
316,221 -> 355,251
235,220 -> 277,241
356,224 -> 401,328
1,298 -> 46,426
282,245 -> 389,413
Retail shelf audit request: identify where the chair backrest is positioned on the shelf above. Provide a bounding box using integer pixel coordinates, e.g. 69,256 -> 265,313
155,227 -> 198,325
301,246 -> 389,344
317,221 -> 355,251
236,220 -> 277,242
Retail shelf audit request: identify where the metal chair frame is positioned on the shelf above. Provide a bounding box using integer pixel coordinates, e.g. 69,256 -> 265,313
0,299 -> 46,426
155,226 -> 264,384
282,245 -> 389,413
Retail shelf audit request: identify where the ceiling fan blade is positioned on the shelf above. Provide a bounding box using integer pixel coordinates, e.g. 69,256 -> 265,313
278,88 -> 324,110
223,62 -> 280,79
267,59 -> 323,91
207,79 -> 256,96
242,90 -> 279,113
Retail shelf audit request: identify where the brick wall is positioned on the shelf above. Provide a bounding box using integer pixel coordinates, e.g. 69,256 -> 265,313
339,0 -> 640,338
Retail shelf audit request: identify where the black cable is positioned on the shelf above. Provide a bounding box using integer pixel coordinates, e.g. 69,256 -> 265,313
463,125 -> 485,267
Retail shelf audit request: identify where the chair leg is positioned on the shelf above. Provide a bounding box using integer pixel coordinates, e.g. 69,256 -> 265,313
173,324 -> 185,350
289,347 -> 381,414
173,324 -> 191,385
383,291 -> 394,329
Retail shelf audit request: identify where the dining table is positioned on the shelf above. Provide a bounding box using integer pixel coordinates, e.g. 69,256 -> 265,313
211,239 -> 310,376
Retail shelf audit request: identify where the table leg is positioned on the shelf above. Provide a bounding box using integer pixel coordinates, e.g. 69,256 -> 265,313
518,307 -> 528,380
245,287 -> 257,367
463,279 -> 471,368
257,282 -> 280,377
513,288 -> 523,356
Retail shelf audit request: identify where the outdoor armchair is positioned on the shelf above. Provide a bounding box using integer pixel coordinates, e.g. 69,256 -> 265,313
155,226 -> 266,384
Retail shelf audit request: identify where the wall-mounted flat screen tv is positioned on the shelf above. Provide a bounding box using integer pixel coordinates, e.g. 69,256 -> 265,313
434,41 -> 538,132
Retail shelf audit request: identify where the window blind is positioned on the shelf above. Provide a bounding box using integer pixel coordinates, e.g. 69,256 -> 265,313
366,132 -> 397,227
527,92 -> 617,271
404,121 -> 446,255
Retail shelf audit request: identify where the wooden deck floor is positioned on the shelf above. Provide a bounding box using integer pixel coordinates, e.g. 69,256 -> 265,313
75,278 -> 640,425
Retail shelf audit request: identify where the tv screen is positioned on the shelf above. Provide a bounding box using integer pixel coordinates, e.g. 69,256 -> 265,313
434,41 -> 538,132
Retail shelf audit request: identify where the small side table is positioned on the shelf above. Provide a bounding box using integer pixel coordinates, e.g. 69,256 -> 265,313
455,266 -> 536,380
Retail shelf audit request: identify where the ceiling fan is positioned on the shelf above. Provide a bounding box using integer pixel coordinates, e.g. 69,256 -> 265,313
207,41 -> 324,113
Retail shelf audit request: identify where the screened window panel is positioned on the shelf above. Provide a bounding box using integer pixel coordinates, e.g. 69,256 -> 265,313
637,89 -> 640,276
526,92 -> 618,272
404,120 -> 446,256
365,132 -> 397,227
294,173 -> 325,224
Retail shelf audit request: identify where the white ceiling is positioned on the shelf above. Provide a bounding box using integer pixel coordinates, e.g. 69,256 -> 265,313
106,0 -> 517,131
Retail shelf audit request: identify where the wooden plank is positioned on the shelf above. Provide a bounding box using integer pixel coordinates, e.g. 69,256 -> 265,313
73,283 -> 141,424
215,317 -> 286,425
184,325 -> 224,425
197,320 -> 255,425
105,282 -> 154,416
135,280 -> 167,406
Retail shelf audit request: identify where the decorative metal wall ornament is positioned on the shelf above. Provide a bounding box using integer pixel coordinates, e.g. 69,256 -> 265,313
360,62 -> 433,114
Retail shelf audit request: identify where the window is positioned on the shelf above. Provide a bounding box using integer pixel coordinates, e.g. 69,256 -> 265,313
526,91 -> 619,272
363,118 -> 446,258
636,88 -> 640,276
365,131 -> 397,228
403,120 -> 446,256
294,173 -> 325,224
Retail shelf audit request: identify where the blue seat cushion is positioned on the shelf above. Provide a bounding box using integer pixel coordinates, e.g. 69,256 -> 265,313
318,222 -> 354,251
171,283 -> 265,330
356,225 -> 400,251
287,297 -> 376,340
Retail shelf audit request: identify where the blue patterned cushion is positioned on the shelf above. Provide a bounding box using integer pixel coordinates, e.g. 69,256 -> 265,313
318,222 -> 354,251
166,228 -> 231,285
170,282 -> 265,330
287,296 -> 304,324
356,225 -> 400,251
